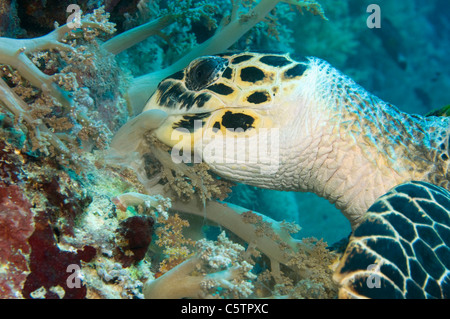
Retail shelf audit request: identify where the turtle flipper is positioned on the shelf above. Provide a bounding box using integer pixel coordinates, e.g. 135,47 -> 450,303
334,181 -> 450,299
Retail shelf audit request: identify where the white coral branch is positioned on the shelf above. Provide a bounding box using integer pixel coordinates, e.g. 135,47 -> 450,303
114,191 -> 303,267
0,7 -> 116,155
0,6 -> 115,107
143,231 -> 256,299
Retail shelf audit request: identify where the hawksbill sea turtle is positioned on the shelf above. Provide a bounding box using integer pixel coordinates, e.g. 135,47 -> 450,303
113,51 -> 450,298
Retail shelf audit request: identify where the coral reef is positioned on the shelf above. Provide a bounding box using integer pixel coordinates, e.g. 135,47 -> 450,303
114,191 -> 338,298
0,5 -> 140,298
0,6 -> 124,166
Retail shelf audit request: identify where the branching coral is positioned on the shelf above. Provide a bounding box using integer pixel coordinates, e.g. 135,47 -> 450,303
102,15 -> 177,55
154,213 -> 196,276
114,189 -> 338,298
0,7 -> 120,163
144,231 -> 256,299
0,76 -> 72,155
0,7 -> 115,107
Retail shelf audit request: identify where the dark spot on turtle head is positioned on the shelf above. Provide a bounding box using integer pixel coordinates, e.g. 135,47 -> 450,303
207,83 -> 234,95
240,67 -> 265,83
158,82 -> 185,108
157,80 -> 172,93
441,153 -> 449,161
221,111 -> 255,131
284,64 -> 307,79
231,54 -> 253,64
247,91 -> 270,104
186,57 -> 228,91
172,112 -> 211,132
222,67 -> 233,79
259,55 -> 291,67
193,93 -> 211,108
176,92 -> 211,110
178,91 -> 196,110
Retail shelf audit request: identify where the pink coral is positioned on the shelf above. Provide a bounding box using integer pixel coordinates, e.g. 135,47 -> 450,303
22,211 -> 93,299
0,183 -> 35,298
116,215 -> 155,267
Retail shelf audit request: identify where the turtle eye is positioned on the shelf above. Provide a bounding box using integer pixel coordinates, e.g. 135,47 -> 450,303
193,62 -> 212,84
186,56 -> 228,91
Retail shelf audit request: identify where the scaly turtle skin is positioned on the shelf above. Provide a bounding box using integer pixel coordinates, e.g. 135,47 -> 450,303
335,181 -> 450,298
140,51 -> 450,298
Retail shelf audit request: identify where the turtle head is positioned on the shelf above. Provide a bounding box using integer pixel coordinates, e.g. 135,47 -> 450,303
144,51 -> 315,188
